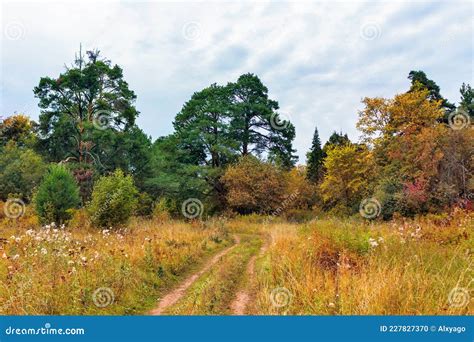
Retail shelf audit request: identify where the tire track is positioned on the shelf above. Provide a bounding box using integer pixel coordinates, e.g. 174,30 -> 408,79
230,234 -> 271,315
149,235 -> 240,315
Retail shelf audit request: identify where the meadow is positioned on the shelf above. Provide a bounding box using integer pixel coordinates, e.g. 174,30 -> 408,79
1,205 -> 472,316
0,50 -> 472,317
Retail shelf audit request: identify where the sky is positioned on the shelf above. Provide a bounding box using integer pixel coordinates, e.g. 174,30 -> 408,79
1,0 -> 472,163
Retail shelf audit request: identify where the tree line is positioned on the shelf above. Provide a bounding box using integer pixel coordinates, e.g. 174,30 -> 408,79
0,49 -> 472,225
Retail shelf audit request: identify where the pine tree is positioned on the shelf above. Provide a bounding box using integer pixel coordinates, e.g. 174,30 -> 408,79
306,127 -> 324,183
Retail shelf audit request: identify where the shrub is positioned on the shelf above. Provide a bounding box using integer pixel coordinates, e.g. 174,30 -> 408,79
34,164 -> 80,224
0,142 -> 46,201
88,170 -> 138,227
221,156 -> 286,214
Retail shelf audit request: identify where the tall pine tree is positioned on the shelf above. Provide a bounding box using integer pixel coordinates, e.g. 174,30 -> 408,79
306,127 -> 324,183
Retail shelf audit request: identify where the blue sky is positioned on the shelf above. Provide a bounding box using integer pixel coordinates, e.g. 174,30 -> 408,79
1,0 -> 472,162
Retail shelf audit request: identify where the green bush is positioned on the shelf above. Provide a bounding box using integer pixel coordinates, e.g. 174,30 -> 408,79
34,164 -> 80,224
0,142 -> 46,201
88,170 -> 138,227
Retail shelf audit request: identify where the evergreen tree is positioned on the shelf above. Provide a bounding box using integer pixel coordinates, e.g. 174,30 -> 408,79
34,164 -> 80,224
408,70 -> 455,116
306,127 -> 324,183
459,83 -> 474,119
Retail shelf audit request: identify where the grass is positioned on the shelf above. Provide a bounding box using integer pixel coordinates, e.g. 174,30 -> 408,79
249,211 -> 473,315
0,208 -> 231,314
0,206 -> 472,315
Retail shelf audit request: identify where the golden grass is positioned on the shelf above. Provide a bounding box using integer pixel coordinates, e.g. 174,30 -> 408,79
250,211 -> 473,315
0,208 -> 231,315
0,205 -> 472,315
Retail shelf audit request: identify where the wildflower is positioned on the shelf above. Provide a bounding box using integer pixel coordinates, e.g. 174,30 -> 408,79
40,247 -> 47,255
2,253 -> 7,259
68,260 -> 74,265
368,238 -> 379,248
81,256 -> 87,262
328,302 -> 336,308
26,229 -> 35,236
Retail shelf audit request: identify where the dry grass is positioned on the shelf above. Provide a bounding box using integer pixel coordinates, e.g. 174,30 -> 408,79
0,207 -> 231,315
249,210 -> 473,315
1,205 -> 472,315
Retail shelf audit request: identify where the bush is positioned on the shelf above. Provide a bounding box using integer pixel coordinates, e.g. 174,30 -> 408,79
34,164 -> 80,224
221,156 -> 286,214
88,170 -> 138,227
0,142 -> 46,201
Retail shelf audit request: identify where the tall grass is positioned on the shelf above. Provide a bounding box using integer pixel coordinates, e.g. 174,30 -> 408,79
250,211 -> 473,315
1,204 -> 472,315
0,208 -> 230,314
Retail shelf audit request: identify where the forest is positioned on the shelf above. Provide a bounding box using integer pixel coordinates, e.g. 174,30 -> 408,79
0,49 -> 472,315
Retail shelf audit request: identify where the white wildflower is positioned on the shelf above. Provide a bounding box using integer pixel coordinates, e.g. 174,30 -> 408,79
368,238 -> 379,248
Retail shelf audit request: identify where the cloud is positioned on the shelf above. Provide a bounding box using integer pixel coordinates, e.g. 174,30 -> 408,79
1,0 -> 472,162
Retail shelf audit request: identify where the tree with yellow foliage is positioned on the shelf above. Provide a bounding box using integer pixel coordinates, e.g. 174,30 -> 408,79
320,143 -> 374,213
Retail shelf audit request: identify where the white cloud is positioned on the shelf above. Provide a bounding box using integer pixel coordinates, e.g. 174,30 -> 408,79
1,0 -> 472,162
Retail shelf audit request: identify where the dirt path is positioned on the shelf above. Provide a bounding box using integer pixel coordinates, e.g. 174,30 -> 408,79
149,236 -> 240,315
229,234 -> 271,315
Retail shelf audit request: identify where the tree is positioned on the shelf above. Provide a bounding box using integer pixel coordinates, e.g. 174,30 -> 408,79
221,156 -> 286,214
322,131 -> 351,154
228,73 -> 297,168
306,127 -> 324,183
173,84 -> 237,168
88,169 -> 138,227
285,166 -> 317,210
408,70 -> 455,114
0,142 -> 46,201
0,114 -> 37,148
459,83 -> 474,119
146,135 -> 213,198
320,144 -> 373,211
34,164 -> 80,224
33,48 -> 139,164
357,89 -> 454,216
